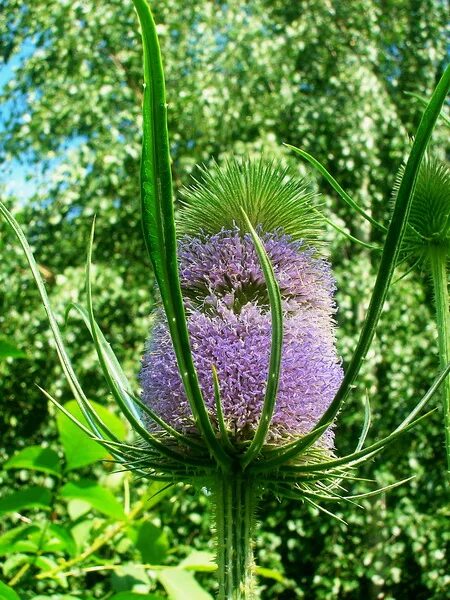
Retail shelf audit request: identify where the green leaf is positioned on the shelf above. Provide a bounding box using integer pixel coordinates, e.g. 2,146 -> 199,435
240,209 -> 283,468
0,526 -> 39,556
42,524 -> 77,557
255,566 -> 286,584
56,400 -> 126,470
158,569 -> 213,600
285,145 -> 387,232
134,521 -> 168,564
33,596 -> 84,600
4,446 -> 61,477
259,64 -> 450,468
179,551 -> 216,572
59,479 -> 125,520
0,580 -> 21,600
111,565 -> 150,593
0,487 -> 52,516
0,200 -> 113,443
110,593 -> 164,600
0,338 -> 26,360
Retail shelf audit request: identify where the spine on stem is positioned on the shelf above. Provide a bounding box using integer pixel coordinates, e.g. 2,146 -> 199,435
214,471 -> 258,599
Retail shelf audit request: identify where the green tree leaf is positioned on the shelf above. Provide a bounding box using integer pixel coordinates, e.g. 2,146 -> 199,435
56,400 -> 126,470
0,487 -> 52,516
0,338 -> 26,360
110,594 -> 165,600
4,446 -> 61,477
59,479 -> 125,520
0,580 -> 21,600
134,521 -> 169,564
0,526 -> 39,556
158,569 -> 213,600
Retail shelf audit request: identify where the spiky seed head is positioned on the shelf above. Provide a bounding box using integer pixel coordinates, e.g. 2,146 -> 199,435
393,153 -> 450,262
178,157 -> 326,252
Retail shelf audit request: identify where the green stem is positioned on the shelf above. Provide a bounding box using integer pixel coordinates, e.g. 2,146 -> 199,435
429,248 -> 450,472
214,471 -> 257,599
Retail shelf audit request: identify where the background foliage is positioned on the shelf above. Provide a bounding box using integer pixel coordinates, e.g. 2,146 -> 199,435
0,0 -> 448,598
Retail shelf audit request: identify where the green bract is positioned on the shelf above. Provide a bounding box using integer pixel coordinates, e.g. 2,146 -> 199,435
394,152 -> 450,262
179,158 -> 325,250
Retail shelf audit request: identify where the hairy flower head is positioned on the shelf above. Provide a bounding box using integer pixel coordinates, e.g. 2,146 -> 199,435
140,229 -> 343,448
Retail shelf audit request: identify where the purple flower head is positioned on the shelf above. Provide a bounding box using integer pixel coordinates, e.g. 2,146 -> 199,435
140,229 -> 343,448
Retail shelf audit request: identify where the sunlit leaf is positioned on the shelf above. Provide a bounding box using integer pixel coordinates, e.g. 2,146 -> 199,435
60,479 -> 126,520
158,569 -> 213,600
0,338 -> 26,360
0,487 -> 52,516
4,446 -> 61,477
0,581 -> 21,600
56,400 -> 126,470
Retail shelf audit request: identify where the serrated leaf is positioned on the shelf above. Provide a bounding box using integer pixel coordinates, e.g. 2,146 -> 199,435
158,569 -> 213,600
60,479 -> 125,520
0,487 -> 52,516
56,400 -> 126,470
4,446 -> 61,477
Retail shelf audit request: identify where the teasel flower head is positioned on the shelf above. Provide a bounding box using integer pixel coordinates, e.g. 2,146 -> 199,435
140,224 -> 343,450
393,152 -> 450,264
1,10 -> 448,583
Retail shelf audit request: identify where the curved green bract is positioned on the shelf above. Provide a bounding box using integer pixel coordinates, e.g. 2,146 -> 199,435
286,144 -> 387,233
0,200 -> 117,445
84,221 -> 210,468
131,0 -> 231,470
264,64 -> 450,467
240,209 -> 283,469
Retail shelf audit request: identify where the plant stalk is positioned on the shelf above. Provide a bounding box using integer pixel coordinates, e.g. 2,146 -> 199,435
429,247 -> 450,472
214,471 -> 257,599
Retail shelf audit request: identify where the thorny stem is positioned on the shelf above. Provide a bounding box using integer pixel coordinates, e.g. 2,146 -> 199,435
214,471 -> 257,599
429,247 -> 450,473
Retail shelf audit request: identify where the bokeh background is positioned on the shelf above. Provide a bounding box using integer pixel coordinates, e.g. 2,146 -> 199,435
0,0 -> 449,598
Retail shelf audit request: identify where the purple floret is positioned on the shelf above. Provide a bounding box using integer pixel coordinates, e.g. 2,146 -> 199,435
140,230 -> 343,448
179,228 -> 336,314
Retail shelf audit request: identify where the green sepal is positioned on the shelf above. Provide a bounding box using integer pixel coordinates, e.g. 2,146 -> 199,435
272,63 -> 450,465
84,220 -> 211,469
211,365 -> 235,455
0,199 -> 116,443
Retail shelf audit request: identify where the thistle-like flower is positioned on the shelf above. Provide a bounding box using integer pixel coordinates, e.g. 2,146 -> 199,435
141,206 -> 343,450
394,152 -> 450,264
1,2 -> 449,599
